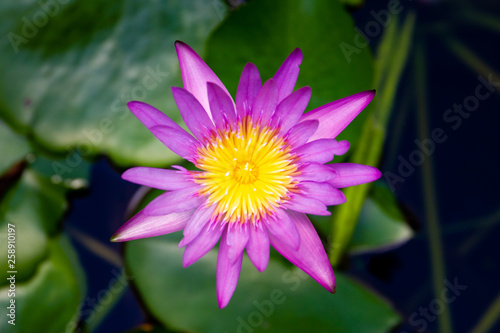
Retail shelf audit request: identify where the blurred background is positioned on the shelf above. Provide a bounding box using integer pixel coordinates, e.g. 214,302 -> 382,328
0,0 -> 499,332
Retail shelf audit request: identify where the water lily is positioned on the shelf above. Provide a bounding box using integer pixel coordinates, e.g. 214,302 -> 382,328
112,41 -> 381,308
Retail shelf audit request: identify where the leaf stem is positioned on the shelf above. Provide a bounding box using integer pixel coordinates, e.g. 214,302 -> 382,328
415,41 -> 453,333
470,291 -> 500,333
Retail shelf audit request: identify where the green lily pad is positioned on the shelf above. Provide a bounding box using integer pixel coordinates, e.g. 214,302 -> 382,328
0,164 -> 73,283
0,120 -> 31,176
308,183 -> 413,256
0,235 -> 84,333
205,0 -> 374,148
348,183 -> 414,254
125,233 -> 400,333
0,0 -> 227,167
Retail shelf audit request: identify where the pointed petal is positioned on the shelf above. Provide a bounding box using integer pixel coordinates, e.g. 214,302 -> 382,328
300,182 -> 346,206
301,90 -> 375,141
246,222 -> 270,272
122,167 -> 193,191
207,82 -> 236,128
180,204 -> 217,247
284,196 -> 330,216
327,163 -> 382,188
175,41 -> 231,116
236,63 -> 262,117
149,125 -> 198,161
295,163 -> 337,183
111,209 -> 194,242
274,48 -> 303,102
263,209 -> 300,250
171,87 -> 215,140
269,211 -> 336,293
251,79 -> 278,124
286,120 -> 318,148
217,229 -> 243,308
225,223 -> 250,264
127,101 -> 183,131
271,87 -> 311,134
183,222 -> 225,267
293,139 -> 337,164
143,186 -> 202,216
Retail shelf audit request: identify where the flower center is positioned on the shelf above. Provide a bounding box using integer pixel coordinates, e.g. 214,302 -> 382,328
193,117 -> 299,223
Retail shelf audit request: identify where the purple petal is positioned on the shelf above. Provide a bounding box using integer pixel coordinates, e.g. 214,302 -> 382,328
149,125 -> 198,161
286,120 -> 318,148
284,196 -> 330,216
122,167 -> 193,191
263,209 -> 300,250
225,223 -> 250,264
293,139 -> 337,164
180,204 -> 217,247
271,87 -> 311,134
183,222 -> 225,267
127,101 -> 183,131
300,182 -> 346,206
175,41 -> 231,117
171,87 -> 215,140
331,140 -> 350,156
217,229 -> 243,308
236,63 -> 262,117
251,79 -> 278,124
111,209 -> 194,242
143,186 -> 203,216
301,90 -> 375,141
246,222 -> 270,272
274,48 -> 303,102
295,163 -> 337,183
269,211 -> 336,293
207,82 -> 236,129
327,163 -> 382,188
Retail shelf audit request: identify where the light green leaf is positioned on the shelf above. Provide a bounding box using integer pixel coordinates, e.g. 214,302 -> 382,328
0,120 -> 30,176
348,183 -> 414,254
126,233 -> 400,333
0,168 -> 68,283
0,153 -> 86,283
0,235 -> 84,333
0,0 -> 227,166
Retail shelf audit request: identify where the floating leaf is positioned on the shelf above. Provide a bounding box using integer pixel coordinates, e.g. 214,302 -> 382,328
348,183 -> 413,254
125,233 -> 400,333
0,120 -> 30,176
0,236 -> 84,333
0,0 -> 227,166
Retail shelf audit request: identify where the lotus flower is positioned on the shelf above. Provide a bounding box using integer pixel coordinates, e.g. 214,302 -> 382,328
112,41 -> 381,308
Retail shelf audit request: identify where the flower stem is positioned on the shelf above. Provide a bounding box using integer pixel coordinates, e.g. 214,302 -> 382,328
445,37 -> 500,94
328,12 -> 415,266
415,41 -> 453,333
86,269 -> 130,332
470,291 -> 500,333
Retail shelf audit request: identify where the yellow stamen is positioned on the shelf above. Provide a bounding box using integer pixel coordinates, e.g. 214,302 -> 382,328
193,117 -> 299,223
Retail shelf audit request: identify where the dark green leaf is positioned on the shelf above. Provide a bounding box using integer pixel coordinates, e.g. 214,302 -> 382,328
205,0 -> 374,149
